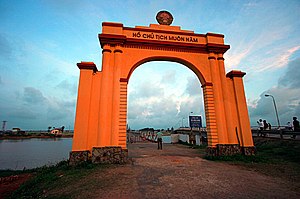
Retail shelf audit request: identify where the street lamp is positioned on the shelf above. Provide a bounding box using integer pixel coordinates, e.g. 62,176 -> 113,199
265,94 -> 282,139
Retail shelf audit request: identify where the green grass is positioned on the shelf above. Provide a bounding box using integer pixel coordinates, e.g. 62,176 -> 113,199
254,138 -> 300,163
5,161 -> 107,199
202,138 -> 300,164
201,137 -> 300,190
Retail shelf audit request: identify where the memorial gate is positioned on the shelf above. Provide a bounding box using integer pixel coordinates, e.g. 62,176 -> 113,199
70,11 -> 255,164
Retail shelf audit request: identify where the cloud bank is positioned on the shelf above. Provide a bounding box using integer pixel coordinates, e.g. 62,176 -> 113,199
248,58 -> 300,127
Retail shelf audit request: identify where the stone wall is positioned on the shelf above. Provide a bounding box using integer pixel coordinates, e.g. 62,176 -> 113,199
206,144 -> 256,156
69,150 -> 90,166
242,146 -> 256,156
217,144 -> 242,156
92,147 -> 128,164
69,147 -> 128,165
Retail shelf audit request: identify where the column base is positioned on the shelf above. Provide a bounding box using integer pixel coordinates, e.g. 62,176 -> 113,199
92,146 -> 128,164
69,150 -> 91,166
206,144 -> 256,156
242,146 -> 256,156
69,147 -> 128,165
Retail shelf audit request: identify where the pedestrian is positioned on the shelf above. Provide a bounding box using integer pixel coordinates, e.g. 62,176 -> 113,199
292,117 -> 299,139
189,130 -> 196,148
262,120 -> 268,136
156,130 -> 163,150
257,119 -> 264,136
287,122 -> 293,130
263,120 -> 268,130
268,123 -> 272,130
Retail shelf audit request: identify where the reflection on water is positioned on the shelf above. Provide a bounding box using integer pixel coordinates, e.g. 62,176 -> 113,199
0,138 -> 72,170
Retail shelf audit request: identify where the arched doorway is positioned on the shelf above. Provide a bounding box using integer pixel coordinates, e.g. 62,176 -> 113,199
70,15 -> 255,164
127,61 -> 205,130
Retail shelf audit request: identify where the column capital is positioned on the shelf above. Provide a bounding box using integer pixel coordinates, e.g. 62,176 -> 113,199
102,44 -> 112,53
99,33 -> 126,48
226,70 -> 246,79
114,46 -> 123,53
77,62 -> 98,72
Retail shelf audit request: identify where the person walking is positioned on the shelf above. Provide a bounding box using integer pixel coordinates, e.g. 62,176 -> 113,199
287,122 -> 293,130
156,130 -> 163,150
292,117 -> 299,139
189,130 -> 196,148
262,120 -> 268,137
257,119 -> 264,136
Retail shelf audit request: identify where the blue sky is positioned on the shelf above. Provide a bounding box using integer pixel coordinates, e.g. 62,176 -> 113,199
0,0 -> 299,130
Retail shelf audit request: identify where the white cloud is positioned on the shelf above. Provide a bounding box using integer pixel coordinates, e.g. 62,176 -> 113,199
127,62 -> 204,129
248,58 -> 300,126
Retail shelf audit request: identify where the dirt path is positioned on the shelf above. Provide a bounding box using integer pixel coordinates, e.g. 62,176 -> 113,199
57,142 -> 299,199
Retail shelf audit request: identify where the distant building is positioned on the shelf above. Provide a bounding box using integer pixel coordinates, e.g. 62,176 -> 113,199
11,127 -> 26,135
50,128 -> 62,137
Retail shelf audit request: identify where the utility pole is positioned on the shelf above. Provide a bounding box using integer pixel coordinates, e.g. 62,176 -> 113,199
265,94 -> 282,139
2,121 -> 7,132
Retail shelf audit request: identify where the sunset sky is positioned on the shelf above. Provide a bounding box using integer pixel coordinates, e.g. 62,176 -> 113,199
0,0 -> 299,130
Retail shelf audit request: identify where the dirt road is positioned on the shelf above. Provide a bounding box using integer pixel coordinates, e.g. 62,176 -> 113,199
62,142 -> 299,199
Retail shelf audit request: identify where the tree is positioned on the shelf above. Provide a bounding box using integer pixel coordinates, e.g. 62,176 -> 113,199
48,126 -> 51,133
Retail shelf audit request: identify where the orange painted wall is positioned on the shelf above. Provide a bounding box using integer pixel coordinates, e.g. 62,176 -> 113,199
72,22 -> 254,151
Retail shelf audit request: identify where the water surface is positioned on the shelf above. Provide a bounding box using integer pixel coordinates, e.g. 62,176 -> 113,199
0,138 -> 72,170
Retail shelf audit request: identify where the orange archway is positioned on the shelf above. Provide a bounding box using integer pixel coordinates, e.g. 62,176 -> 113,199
70,17 -> 255,164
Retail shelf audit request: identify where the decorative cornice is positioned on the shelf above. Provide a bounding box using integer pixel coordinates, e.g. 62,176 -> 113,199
77,62 -> 98,72
99,34 -> 126,48
123,27 -> 205,37
208,56 -> 216,60
102,22 -> 123,27
217,57 -> 225,61
206,43 -> 230,54
99,34 -> 230,54
226,70 -> 246,78
206,32 -> 225,38
124,42 -> 207,53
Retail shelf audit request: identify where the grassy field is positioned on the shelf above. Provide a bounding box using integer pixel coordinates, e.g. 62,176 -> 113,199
204,137 -> 300,192
2,137 -> 300,198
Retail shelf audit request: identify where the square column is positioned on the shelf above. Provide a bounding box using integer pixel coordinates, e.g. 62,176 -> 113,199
226,71 -> 254,149
72,62 -> 98,151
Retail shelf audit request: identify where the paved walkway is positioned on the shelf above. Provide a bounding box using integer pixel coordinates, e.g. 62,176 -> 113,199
86,142 -> 299,199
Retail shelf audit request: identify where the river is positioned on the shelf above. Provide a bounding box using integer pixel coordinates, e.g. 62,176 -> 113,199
0,138 -> 72,170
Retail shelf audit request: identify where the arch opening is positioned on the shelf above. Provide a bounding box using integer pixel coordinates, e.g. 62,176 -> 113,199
127,61 -> 205,131
127,56 -> 206,86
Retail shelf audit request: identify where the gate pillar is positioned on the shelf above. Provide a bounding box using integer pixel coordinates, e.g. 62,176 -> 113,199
217,55 -> 238,144
202,82 -> 218,147
226,71 -> 255,155
208,54 -> 228,144
98,44 -> 114,147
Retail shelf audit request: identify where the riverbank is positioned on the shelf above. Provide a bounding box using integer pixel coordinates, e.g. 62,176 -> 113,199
0,134 -> 73,140
1,137 -> 300,198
